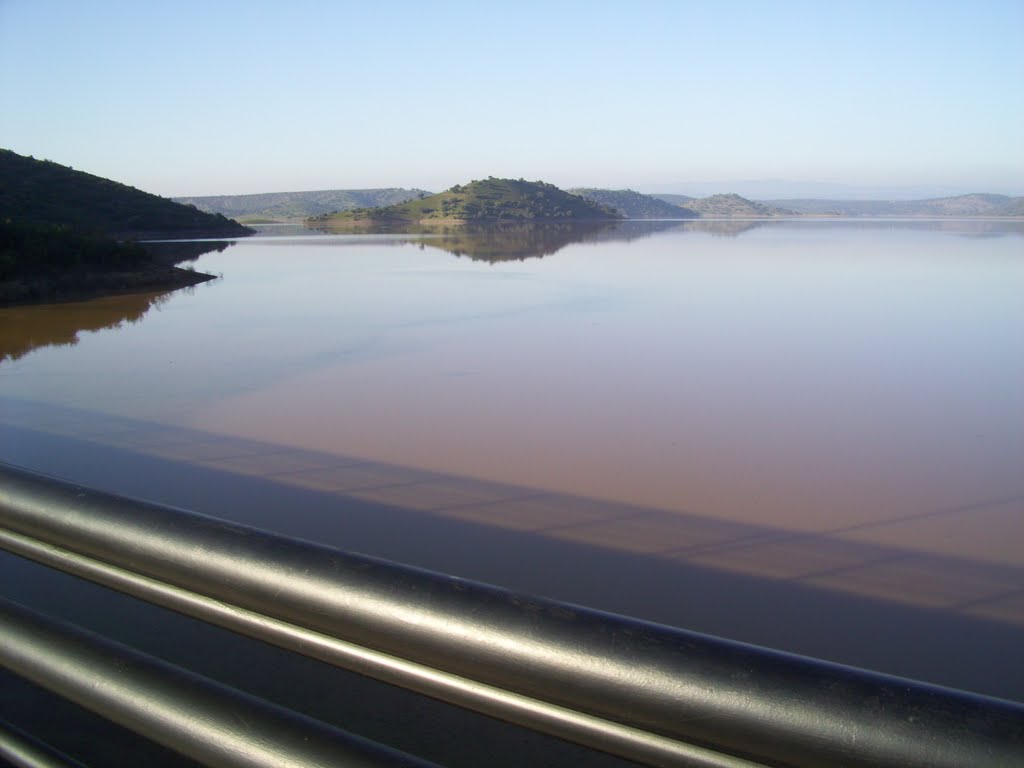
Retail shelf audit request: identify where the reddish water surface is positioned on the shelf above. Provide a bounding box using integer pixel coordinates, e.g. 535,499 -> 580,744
2,219 -> 1023,700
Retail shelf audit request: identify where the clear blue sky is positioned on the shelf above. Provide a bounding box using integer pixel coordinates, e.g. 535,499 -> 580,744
2,0 -> 1022,197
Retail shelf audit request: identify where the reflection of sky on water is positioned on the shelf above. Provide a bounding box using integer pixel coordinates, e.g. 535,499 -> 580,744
4,221 -> 1022,516
2,220 -> 1022,640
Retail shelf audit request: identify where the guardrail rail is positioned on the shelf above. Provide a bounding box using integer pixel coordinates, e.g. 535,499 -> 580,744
1,461 -> 1022,767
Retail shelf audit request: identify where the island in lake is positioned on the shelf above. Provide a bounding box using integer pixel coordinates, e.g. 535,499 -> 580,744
309,177 -> 622,228
0,149 -> 251,306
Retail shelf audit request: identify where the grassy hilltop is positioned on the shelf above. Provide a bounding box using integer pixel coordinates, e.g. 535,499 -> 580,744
311,178 -> 621,227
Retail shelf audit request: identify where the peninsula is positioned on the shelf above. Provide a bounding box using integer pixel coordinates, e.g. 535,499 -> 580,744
1,149 -> 252,306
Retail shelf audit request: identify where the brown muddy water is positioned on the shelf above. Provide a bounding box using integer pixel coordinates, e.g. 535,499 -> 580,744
1,219 -> 1023,763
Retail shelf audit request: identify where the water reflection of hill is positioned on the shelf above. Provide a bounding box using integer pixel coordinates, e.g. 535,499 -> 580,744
298,218 -> 1024,260
1,241 -> 231,362
1,290 -> 173,362
421,220 -> 795,260
423,221 -> 620,261
675,218 -> 1024,238
614,218 -> 1024,240
674,220 -> 774,237
140,239 -> 233,265
316,220 -> 694,262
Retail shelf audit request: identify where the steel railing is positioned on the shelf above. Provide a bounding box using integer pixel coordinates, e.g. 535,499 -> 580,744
0,715 -> 88,768
0,597 -> 438,768
1,461 -> 1022,768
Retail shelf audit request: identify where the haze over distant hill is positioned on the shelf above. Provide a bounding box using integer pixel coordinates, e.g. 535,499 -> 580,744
175,188 -> 431,222
762,193 -> 1024,217
312,178 -> 620,227
650,194 -> 695,207
651,193 -> 793,217
568,189 -> 697,219
644,179 -> 1022,200
177,179 -> 1024,223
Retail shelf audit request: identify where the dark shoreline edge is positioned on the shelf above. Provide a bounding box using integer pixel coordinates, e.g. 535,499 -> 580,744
1,228 -> 244,308
0,265 -> 216,308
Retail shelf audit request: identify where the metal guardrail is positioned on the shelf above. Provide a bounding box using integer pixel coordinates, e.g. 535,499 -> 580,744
0,597 -> 439,768
1,460 -> 1022,768
0,716 -> 88,768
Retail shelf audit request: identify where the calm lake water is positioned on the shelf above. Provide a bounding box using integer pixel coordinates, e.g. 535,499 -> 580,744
2,219 -> 1023,711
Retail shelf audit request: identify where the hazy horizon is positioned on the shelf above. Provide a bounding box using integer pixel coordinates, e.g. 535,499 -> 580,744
2,1 -> 1021,198
172,177 -> 1024,202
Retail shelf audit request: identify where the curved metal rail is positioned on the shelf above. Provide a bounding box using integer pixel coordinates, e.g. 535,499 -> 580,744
1,461 -> 1022,767
0,598 -> 438,768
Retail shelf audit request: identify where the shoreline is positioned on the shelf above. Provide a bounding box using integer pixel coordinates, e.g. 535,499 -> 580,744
0,265 -> 216,308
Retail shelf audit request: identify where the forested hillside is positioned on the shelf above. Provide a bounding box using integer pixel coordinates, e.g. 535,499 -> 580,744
0,149 -> 242,304
1,149 -> 250,238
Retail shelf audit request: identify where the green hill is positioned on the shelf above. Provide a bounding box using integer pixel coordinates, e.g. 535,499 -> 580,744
312,178 -> 621,227
175,188 -> 431,222
1,149 -> 251,238
568,188 -> 697,219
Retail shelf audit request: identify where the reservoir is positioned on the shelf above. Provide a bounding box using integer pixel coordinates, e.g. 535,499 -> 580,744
2,219 -> 1023,730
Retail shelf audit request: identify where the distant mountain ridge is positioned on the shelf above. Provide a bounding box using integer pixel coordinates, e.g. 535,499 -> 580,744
177,179 -> 1024,222
568,188 -> 696,219
175,188 -> 431,222
312,178 -> 620,226
761,193 -> 1024,217
650,193 -> 695,207
652,193 -> 794,217
643,179 -> 1023,200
